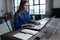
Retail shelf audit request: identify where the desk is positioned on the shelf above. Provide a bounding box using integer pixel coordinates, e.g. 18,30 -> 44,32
47,18 -> 60,40
40,18 -> 60,40
26,18 -> 50,31
1,18 -> 50,40
1,29 -> 42,40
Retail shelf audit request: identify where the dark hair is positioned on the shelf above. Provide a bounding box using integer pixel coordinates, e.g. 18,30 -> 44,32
16,0 -> 28,15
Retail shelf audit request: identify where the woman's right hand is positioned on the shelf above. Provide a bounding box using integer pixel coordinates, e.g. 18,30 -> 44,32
21,24 -> 34,28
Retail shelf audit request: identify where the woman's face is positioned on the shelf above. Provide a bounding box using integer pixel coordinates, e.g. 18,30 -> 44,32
24,2 -> 28,10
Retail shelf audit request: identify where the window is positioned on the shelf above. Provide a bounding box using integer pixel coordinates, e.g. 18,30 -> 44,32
29,0 -> 46,15
14,0 -> 46,15
34,5 -> 39,14
14,0 -> 21,12
34,0 -> 39,4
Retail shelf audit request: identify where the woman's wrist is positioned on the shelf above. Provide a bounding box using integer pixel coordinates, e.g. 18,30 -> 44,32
21,24 -> 34,27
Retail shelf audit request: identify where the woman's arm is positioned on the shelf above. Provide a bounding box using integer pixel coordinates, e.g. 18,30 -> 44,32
30,21 -> 41,25
27,11 -> 40,25
21,23 -> 34,28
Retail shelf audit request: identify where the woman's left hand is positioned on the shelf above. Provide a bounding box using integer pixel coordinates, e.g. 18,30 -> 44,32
34,22 -> 40,25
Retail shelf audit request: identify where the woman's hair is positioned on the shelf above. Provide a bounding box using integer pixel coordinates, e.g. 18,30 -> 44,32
15,0 -> 28,15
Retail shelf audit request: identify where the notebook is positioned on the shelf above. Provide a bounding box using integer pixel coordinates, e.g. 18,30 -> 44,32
13,33 -> 32,40
21,29 -> 38,35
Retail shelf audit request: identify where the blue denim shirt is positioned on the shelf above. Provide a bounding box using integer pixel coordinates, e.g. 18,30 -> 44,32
14,10 -> 31,30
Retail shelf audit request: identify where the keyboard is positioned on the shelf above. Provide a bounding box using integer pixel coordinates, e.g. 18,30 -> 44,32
26,24 -> 44,31
26,18 -> 50,31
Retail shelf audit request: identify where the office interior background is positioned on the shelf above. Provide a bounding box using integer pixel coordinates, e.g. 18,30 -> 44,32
0,0 -> 60,40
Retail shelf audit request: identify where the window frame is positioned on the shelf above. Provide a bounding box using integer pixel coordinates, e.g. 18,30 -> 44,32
28,0 -> 46,15
14,0 -> 46,15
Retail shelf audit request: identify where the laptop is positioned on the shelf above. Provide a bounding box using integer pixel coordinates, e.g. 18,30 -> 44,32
26,18 -> 50,31
26,24 -> 44,31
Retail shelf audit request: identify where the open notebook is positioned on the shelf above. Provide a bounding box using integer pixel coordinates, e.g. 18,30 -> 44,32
21,29 -> 38,35
13,33 -> 32,40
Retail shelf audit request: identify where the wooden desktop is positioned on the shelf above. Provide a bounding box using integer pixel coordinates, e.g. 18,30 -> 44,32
1,18 -> 50,40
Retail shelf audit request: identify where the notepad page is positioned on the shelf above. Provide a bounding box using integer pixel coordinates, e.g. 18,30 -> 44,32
13,33 -> 32,40
21,29 -> 38,35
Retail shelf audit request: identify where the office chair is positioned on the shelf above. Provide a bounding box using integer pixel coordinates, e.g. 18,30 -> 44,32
3,13 -> 13,31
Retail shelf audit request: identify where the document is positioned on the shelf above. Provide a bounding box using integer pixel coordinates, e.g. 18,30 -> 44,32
13,33 -> 32,40
21,29 -> 38,35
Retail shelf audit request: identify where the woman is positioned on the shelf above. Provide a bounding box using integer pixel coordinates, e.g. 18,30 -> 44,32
14,0 -> 40,30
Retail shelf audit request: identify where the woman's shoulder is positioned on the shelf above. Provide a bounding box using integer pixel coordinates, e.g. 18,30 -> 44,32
15,10 -> 28,16
14,13 -> 20,18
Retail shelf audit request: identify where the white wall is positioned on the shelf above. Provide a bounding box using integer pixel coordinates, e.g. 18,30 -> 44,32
0,0 -> 14,16
6,0 -> 14,13
44,0 -> 52,17
0,0 -> 7,17
0,0 -> 13,35
46,0 -> 60,17
53,0 -> 60,8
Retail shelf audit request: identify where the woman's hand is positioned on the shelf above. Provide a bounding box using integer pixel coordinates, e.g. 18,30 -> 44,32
21,24 -> 34,28
33,22 -> 40,25
30,21 -> 40,25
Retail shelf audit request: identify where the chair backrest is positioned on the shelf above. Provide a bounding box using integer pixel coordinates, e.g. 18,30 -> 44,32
10,18 -> 16,31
